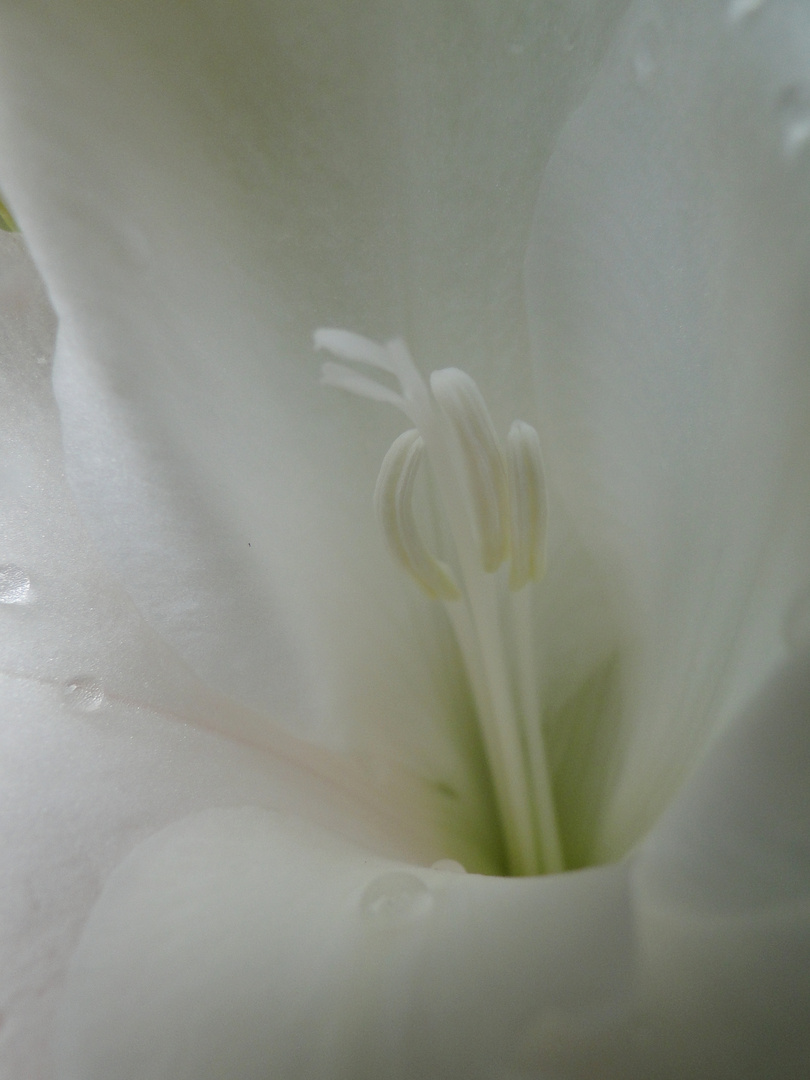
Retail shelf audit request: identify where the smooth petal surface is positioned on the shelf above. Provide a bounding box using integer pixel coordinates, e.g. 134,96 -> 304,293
0,234 -> 438,1077
55,807 -> 635,1080
1,2 -> 809,1072
526,0 -> 810,859
0,3 -> 628,866
54,648 -> 810,1080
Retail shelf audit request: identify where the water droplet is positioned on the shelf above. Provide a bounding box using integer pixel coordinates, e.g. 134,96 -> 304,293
360,872 -> 433,925
0,564 -> 31,604
778,84 -> 810,158
632,24 -> 659,86
63,676 -> 106,713
430,859 -> 467,874
726,0 -> 765,22
784,586 -> 810,652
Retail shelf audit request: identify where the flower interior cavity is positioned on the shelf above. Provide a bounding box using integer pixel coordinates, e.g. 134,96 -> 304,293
317,329 -> 560,877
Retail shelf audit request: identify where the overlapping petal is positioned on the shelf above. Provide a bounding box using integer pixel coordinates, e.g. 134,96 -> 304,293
51,649 -> 810,1080
0,0 -> 808,1076
0,4 -> 629,857
525,0 -> 810,860
0,234 -> 438,1074
632,647 -> 810,1078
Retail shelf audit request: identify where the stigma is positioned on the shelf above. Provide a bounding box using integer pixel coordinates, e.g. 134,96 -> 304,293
317,329 -> 562,877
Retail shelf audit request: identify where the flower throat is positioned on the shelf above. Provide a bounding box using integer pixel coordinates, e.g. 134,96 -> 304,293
318,329 -> 560,877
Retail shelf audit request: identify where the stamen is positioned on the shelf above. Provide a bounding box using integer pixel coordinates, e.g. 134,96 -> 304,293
374,429 -> 461,601
314,328 -> 398,373
506,420 -> 548,591
429,368 -> 509,574
320,361 -> 407,411
382,339 -> 433,415
318,329 -> 563,877
316,331 -> 431,427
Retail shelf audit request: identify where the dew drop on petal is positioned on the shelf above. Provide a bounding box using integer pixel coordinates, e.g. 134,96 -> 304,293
0,564 -> 31,604
360,872 -> 433,925
63,676 -> 106,713
778,84 -> 810,159
726,0 -> 766,23
430,859 -> 467,874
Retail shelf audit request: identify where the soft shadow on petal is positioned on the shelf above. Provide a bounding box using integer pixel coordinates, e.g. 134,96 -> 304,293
55,806 -> 634,1080
0,234 -> 442,1076
0,3 -> 629,785
526,0 -> 810,858
60,647 -> 810,1080
632,648 -> 810,1079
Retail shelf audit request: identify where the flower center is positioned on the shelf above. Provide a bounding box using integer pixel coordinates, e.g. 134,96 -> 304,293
317,329 -> 563,876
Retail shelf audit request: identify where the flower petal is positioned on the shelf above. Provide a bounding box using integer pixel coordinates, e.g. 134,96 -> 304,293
525,0 -> 810,857
55,806 -> 636,1080
632,647 -> 810,1077
0,2 -> 630,790
0,234 -> 441,1074
48,649 -> 810,1078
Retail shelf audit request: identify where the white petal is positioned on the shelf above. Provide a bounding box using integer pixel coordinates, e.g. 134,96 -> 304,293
0,2 -> 630,791
0,235 -> 440,1074
49,647 -> 810,1079
55,807 -> 637,1080
632,648 -> 810,1077
525,0 -> 810,858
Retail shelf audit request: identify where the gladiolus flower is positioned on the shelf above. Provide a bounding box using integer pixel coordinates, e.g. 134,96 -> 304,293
0,1 -> 808,1077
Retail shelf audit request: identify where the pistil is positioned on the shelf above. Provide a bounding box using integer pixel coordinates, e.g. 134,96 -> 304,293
317,330 -> 563,876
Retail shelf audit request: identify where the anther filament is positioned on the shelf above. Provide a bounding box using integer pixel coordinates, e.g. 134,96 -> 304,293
317,329 -> 562,876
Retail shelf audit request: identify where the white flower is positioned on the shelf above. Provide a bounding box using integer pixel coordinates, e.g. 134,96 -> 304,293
0,1 -> 808,1077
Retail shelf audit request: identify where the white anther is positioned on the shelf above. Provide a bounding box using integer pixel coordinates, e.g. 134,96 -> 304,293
321,333 -> 562,876
506,420 -> 548,590
429,368 -> 509,573
374,429 -> 460,601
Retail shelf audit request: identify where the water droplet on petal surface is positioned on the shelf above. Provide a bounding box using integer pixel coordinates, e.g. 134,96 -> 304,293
63,676 -> 106,713
0,564 -> 31,604
360,872 -> 433,925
